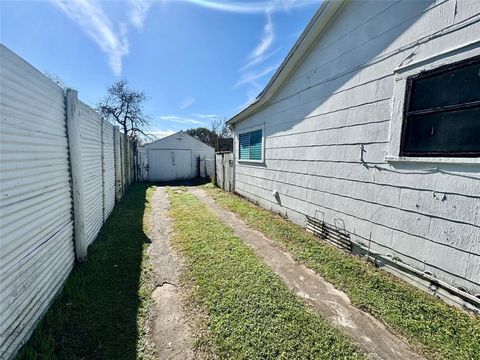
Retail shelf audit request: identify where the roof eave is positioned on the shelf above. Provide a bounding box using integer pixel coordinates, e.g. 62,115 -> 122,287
227,0 -> 346,126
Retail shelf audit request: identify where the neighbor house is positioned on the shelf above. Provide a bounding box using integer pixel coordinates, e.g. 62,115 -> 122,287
227,0 -> 479,308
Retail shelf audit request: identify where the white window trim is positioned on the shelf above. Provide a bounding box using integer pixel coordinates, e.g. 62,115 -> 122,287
237,125 -> 265,164
386,42 -> 480,166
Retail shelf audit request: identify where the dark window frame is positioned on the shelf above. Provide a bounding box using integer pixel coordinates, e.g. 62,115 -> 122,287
400,55 -> 480,157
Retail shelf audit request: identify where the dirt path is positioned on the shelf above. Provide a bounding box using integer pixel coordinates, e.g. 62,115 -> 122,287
148,187 -> 194,360
189,187 -> 425,360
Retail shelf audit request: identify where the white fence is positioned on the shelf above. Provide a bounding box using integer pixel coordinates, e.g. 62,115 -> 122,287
0,45 -> 135,359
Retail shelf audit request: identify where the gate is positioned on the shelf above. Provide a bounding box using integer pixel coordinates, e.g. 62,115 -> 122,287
215,152 -> 234,192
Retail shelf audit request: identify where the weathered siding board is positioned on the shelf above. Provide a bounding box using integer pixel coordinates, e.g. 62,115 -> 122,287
233,1 -> 480,297
238,159 -> 480,199
0,45 -> 75,359
235,172 -> 479,254
266,143 -> 388,163
286,0 -> 461,90
236,166 -> 480,224
236,163 -> 480,294
234,176 -> 479,288
262,13 -> 480,124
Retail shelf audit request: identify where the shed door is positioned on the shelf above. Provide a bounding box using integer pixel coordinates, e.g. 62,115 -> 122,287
148,149 -> 192,181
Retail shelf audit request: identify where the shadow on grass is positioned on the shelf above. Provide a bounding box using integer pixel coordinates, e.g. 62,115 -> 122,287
17,183 -> 153,360
148,177 -> 211,188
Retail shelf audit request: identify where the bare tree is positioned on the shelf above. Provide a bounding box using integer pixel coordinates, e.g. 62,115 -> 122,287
97,80 -> 152,182
96,80 -> 151,139
211,117 -> 231,137
186,117 -> 232,152
210,117 -> 232,151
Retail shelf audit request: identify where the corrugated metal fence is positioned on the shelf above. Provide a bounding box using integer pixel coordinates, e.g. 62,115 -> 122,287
0,45 -> 135,359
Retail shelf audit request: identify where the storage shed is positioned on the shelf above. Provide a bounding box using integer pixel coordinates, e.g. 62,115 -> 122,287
144,131 -> 214,181
227,0 -> 480,308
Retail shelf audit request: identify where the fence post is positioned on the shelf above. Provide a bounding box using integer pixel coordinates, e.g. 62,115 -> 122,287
120,134 -> 125,193
66,89 -> 87,262
114,126 -> 122,202
127,139 -> 131,185
222,154 -> 226,191
101,119 -> 106,222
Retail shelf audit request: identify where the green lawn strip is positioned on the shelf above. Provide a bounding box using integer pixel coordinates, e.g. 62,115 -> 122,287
17,184 -> 156,360
167,187 -> 363,359
204,186 -> 480,360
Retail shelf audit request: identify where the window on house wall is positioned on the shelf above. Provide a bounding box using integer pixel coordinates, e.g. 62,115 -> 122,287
239,128 -> 263,161
401,56 -> 480,157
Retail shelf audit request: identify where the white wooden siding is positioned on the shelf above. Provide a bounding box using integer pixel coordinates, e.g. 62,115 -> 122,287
0,45 -> 75,359
233,0 -> 480,295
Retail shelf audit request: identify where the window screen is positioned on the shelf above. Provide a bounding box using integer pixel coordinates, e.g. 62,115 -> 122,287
401,56 -> 480,157
239,129 -> 263,161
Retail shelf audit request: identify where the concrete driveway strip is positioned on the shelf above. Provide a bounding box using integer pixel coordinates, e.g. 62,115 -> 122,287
148,187 -> 194,360
189,187 -> 425,360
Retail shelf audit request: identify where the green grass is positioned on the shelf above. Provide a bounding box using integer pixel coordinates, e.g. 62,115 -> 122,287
17,184 -> 156,360
205,186 -> 480,360
167,187 -> 363,359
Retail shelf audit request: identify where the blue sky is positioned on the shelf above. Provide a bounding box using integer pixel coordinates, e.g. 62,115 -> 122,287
1,0 -> 320,138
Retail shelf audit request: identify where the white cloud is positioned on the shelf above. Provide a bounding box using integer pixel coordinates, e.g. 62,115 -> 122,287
238,9 -> 277,74
148,129 -> 176,139
179,97 -> 196,110
234,9 -> 278,107
194,113 -> 219,119
159,115 -> 205,125
233,84 -> 262,113
232,0 -> 321,110
129,0 -> 154,29
51,0 -> 129,76
241,47 -> 281,71
178,0 -> 320,14
158,113 -> 220,126
248,10 -> 274,63
235,63 -> 279,89
51,0 -> 318,79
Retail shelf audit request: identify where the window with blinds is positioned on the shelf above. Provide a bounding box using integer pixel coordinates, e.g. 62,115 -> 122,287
401,56 -> 480,157
239,128 -> 263,161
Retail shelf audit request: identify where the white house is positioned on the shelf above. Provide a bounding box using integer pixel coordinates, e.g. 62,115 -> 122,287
227,0 -> 480,308
144,131 -> 214,181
